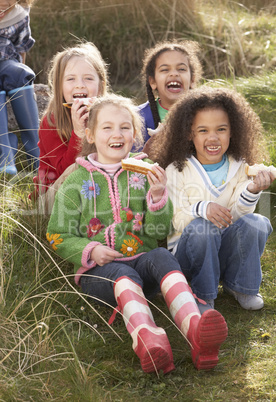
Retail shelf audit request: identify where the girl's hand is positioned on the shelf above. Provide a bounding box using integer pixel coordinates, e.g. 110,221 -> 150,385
247,170 -> 275,194
206,202 -> 233,228
71,98 -> 94,138
91,245 -> 123,266
147,165 -> 167,203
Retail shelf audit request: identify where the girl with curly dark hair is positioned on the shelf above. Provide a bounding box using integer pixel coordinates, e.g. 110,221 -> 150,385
153,86 -> 274,313
138,39 -> 202,150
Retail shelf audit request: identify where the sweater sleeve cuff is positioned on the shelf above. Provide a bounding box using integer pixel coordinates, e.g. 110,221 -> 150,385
240,187 -> 261,207
192,201 -> 211,220
147,187 -> 168,212
81,241 -> 102,268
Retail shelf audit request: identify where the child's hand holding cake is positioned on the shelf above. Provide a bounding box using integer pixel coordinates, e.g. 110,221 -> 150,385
121,158 -> 166,203
246,163 -> 276,194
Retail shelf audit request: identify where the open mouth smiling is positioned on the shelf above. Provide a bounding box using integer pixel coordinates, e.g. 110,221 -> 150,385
73,93 -> 87,99
206,145 -> 222,152
166,81 -> 182,90
109,143 -> 124,148
63,94 -> 91,108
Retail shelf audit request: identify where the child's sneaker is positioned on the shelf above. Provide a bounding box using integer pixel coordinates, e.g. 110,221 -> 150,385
223,285 -> 264,310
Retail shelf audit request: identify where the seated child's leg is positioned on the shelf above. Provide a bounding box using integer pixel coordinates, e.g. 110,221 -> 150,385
0,90 -> 17,175
220,213 -> 272,309
8,85 -> 39,171
80,260 -> 160,306
113,275 -> 175,374
80,262 -> 143,307
174,218 -> 222,301
134,248 -> 228,370
80,262 -> 175,374
160,270 -> 228,370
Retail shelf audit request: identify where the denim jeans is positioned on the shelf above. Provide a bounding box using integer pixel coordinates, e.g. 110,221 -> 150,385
0,59 -> 35,92
80,248 -> 182,307
174,214 -> 272,300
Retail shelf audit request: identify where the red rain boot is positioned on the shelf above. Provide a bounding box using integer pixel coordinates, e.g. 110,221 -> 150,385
161,271 -> 228,370
112,276 -> 175,374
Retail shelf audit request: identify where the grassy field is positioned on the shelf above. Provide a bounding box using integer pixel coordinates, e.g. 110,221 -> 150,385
0,163 -> 275,400
1,0 -> 276,400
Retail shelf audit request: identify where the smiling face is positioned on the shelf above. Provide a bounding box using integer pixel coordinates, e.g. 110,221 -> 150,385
192,107 -> 231,165
0,0 -> 17,19
149,50 -> 195,110
62,56 -> 101,103
85,104 -> 135,164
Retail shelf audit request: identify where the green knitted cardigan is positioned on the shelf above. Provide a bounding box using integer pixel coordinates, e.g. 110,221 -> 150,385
47,153 -> 173,285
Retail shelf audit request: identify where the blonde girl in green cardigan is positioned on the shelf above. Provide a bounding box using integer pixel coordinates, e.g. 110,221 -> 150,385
47,94 -> 227,375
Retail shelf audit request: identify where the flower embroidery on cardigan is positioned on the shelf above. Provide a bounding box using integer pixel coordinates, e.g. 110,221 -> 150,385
127,231 -> 143,245
120,238 -> 139,256
133,213 -> 144,231
80,180 -> 100,200
47,233 -> 63,250
120,207 -> 133,222
129,173 -> 146,190
87,218 -> 105,238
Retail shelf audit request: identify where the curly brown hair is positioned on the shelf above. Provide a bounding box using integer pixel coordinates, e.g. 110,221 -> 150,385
150,86 -> 268,170
141,40 -> 203,129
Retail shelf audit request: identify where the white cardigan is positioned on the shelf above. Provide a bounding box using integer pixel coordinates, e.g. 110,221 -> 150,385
166,155 -> 261,249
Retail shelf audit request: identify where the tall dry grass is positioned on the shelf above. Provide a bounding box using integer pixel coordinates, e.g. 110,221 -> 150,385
0,182 -> 119,399
29,0 -> 276,92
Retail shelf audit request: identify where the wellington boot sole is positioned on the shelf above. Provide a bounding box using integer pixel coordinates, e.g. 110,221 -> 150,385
191,309 -> 228,370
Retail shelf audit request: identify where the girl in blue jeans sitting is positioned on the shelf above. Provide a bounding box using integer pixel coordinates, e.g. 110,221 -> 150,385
0,0 -> 39,175
149,86 -> 274,312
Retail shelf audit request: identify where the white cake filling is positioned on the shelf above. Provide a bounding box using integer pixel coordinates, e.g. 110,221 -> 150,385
247,163 -> 276,178
122,158 -> 159,169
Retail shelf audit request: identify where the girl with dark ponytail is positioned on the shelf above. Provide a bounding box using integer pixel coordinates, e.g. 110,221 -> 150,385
139,40 -> 203,151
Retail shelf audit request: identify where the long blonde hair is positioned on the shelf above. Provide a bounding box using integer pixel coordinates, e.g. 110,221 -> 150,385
44,42 -> 109,142
81,94 -> 144,156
